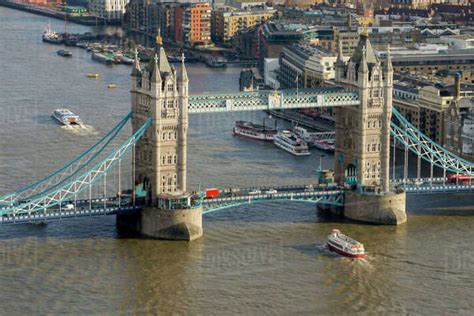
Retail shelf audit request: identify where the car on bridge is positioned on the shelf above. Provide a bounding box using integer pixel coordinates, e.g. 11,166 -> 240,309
248,189 -> 262,195
64,204 -> 75,210
264,189 -> 278,194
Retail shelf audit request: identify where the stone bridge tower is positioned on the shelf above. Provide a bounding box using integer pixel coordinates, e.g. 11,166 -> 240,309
333,33 -> 407,225
334,32 -> 392,192
117,47 -> 202,240
130,48 -> 188,201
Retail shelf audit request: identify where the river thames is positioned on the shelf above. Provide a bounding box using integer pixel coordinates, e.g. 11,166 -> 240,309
0,7 -> 474,315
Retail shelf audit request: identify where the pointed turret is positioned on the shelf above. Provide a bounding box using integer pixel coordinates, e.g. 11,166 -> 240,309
383,45 -> 393,72
359,46 -> 369,75
335,39 -> 345,82
158,47 -> 172,74
180,53 -> 188,82
151,53 -> 162,83
131,47 -> 141,77
336,39 -> 344,66
350,30 -> 377,72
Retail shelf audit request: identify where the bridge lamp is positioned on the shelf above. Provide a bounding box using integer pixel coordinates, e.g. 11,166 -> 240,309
318,154 -> 326,173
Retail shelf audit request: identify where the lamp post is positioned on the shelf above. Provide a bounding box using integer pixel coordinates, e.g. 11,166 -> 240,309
317,154 -> 326,184
318,154 -> 325,172
295,72 -> 299,100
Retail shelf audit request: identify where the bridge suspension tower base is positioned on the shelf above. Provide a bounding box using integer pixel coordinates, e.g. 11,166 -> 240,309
116,193 -> 203,241
342,190 -> 407,225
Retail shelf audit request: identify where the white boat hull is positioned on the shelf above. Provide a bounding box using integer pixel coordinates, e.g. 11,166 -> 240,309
233,127 -> 275,141
273,139 -> 311,156
52,110 -> 82,126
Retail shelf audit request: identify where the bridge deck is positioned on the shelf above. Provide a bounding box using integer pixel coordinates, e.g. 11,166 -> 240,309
0,206 -> 140,225
1,182 -> 472,225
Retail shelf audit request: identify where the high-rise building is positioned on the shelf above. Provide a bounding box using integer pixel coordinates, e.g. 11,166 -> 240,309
125,0 -> 211,47
389,0 -> 432,9
185,2 -> 212,45
212,7 -> 275,45
89,0 -> 130,22
278,44 -> 340,89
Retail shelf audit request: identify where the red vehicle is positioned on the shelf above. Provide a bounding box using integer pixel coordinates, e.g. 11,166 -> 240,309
447,174 -> 474,184
205,188 -> 219,199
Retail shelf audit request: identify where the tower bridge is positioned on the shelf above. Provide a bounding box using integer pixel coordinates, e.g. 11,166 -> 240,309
1,34 -> 473,239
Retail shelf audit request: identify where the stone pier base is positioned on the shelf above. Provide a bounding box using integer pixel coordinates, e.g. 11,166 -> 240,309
343,190 -> 407,225
116,206 -> 203,241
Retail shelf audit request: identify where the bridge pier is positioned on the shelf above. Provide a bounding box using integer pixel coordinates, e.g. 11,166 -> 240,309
342,190 -> 406,225
117,193 -> 203,241
116,206 -> 203,241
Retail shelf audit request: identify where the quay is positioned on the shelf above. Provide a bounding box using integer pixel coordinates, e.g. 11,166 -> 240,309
267,109 -> 335,132
0,0 -> 106,26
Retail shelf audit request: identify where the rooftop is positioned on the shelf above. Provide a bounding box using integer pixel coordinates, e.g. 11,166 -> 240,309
285,43 -> 334,59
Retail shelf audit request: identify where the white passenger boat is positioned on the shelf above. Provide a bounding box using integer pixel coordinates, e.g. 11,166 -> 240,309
52,109 -> 82,125
273,130 -> 310,156
327,229 -> 366,258
233,120 -> 277,141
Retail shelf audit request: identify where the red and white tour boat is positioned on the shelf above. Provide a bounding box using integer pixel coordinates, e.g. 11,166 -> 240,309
327,229 -> 366,258
233,120 -> 277,141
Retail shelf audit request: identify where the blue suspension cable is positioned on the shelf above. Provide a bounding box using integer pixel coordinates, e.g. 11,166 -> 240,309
0,112 -> 132,204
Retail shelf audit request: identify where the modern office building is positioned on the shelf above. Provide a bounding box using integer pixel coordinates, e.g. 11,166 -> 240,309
212,6 -> 275,44
278,43 -> 340,89
89,0 -> 129,22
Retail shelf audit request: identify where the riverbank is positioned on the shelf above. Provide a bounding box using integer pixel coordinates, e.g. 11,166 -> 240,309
0,0 -> 111,26
267,109 -> 335,132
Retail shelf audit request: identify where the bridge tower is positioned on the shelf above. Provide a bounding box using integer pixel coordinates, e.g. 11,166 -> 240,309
333,33 -> 406,225
116,47 -> 203,240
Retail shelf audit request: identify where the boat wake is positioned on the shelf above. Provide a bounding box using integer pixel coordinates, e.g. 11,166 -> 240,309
61,124 -> 98,135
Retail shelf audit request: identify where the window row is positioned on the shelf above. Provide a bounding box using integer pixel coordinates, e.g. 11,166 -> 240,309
367,120 -> 382,129
365,161 -> 381,179
161,131 -> 178,141
161,154 -> 178,165
367,143 -> 382,152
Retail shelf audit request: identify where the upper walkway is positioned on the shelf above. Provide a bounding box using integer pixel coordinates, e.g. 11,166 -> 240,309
188,87 -> 359,113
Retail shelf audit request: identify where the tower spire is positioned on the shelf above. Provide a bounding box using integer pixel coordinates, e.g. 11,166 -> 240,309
359,46 -> 368,74
384,44 -> 393,72
181,53 -> 188,82
336,39 -> 344,65
155,26 -> 163,50
131,47 -> 141,77
151,53 -> 161,83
